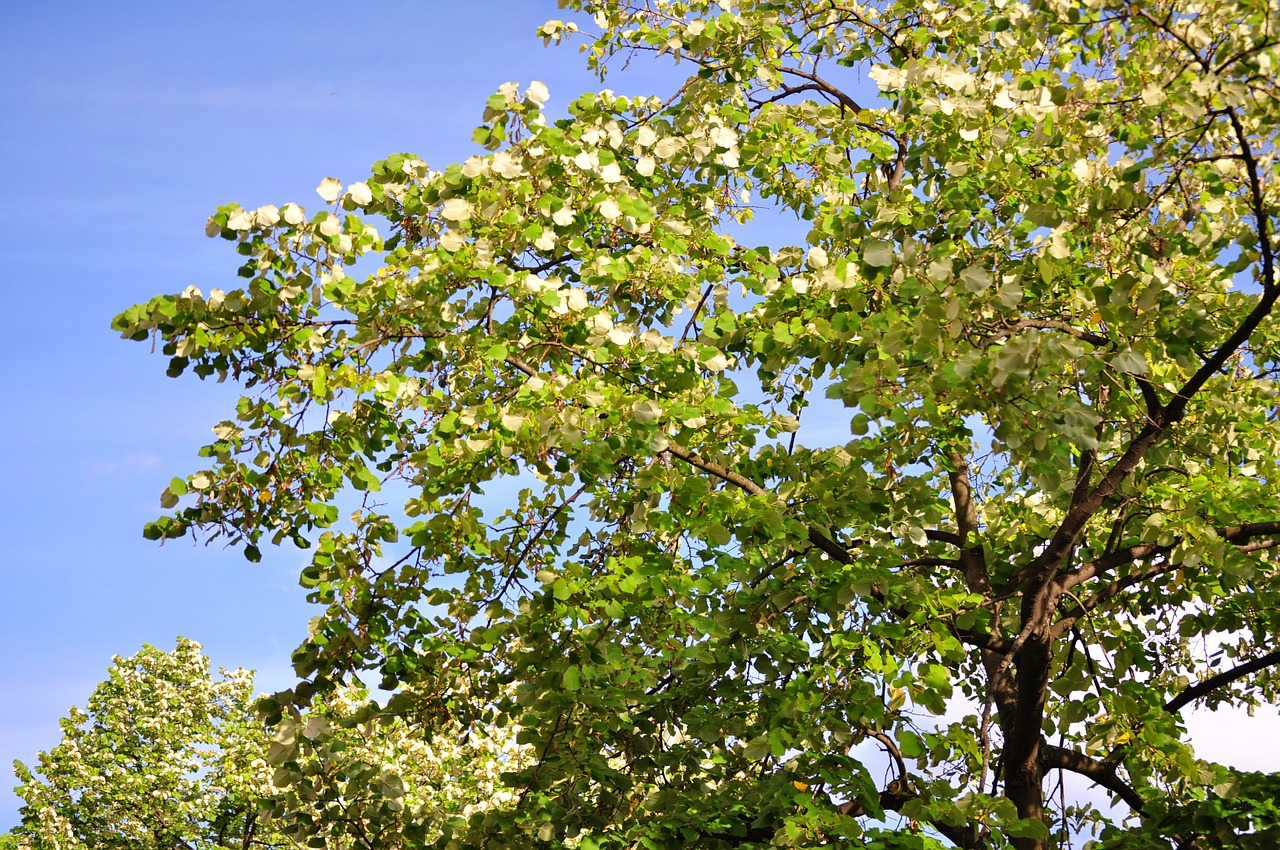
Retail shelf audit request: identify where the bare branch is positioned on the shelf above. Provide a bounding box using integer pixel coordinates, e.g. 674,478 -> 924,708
838,780 -> 985,848
508,253 -> 573,275
662,444 -> 766,496
868,730 -> 908,780
979,318 -> 1111,349
778,66 -> 864,112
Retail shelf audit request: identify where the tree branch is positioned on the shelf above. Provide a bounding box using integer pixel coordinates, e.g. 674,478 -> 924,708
1164,648 -> 1280,714
1056,519 -> 1280,627
980,318 -> 1111,349
702,774 -> 987,848
1060,541 -> 1171,593
948,451 -> 991,595
868,731 -> 908,781
777,66 -> 864,112
1218,520 -> 1280,542
927,528 -> 965,546
1026,108 -> 1278,581
838,779 -> 986,848
1040,743 -> 1146,813
1052,555 -> 1178,638
1159,107 -> 1278,425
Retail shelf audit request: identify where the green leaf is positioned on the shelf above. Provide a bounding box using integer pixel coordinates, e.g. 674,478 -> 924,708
1111,348 -> 1148,375
862,239 -> 894,267
1005,817 -> 1050,840
898,730 -> 925,759
743,736 -> 770,761
563,667 -> 581,691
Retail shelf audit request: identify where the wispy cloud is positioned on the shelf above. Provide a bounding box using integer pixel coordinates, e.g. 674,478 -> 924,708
88,453 -> 161,477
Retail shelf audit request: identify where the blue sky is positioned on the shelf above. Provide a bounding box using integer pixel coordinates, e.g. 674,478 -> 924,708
2,0 -> 1277,834
0,0 -> 686,828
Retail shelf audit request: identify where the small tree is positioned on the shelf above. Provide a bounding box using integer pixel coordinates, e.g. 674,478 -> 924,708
13,639 -> 274,849
12,640 -> 527,849
114,1 -> 1280,847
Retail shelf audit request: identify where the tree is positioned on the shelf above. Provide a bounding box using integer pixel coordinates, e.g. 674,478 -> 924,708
12,640 -> 527,849
111,0 -> 1280,847
13,639 -> 274,850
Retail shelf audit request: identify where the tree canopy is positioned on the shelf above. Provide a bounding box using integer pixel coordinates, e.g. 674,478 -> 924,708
12,639 -> 527,849
111,0 -> 1280,847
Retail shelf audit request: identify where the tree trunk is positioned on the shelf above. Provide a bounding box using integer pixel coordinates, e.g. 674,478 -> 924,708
1005,758 -> 1047,850
1001,616 -> 1055,850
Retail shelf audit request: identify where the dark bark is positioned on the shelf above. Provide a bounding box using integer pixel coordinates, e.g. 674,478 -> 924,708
1165,649 -> 1280,714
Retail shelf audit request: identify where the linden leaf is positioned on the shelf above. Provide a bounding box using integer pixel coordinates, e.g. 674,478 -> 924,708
598,198 -> 621,221
346,182 -> 373,206
868,64 -> 907,92
632,399 -> 662,424
654,137 -> 682,159
316,177 -> 341,203
255,205 -> 280,227
526,80 -> 550,106
440,198 -> 474,222
960,264 -> 992,293
1111,349 -> 1148,375
862,240 -> 894,267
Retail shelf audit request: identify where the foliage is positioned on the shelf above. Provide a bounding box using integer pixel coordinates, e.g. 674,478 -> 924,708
113,0 -> 1280,847
261,675 -> 531,848
13,639 -> 272,850
11,640 -> 527,849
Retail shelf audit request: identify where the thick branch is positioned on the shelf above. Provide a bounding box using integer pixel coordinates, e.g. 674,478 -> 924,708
1025,421 -> 1166,582
1058,519 -> 1280,608
1060,541 -> 1171,593
927,528 -> 964,546
1160,109 -> 1277,423
965,630 -> 1014,655
1052,556 -> 1179,638
1218,520 -> 1280,542
1040,743 -> 1146,813
1028,107 -> 1277,583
